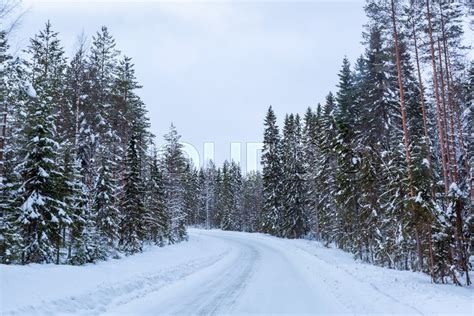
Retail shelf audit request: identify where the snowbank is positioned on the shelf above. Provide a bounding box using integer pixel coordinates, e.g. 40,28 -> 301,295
1,229 -> 472,315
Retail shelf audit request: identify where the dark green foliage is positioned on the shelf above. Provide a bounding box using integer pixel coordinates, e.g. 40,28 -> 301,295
120,132 -> 146,254
1,22 -> 186,265
260,106 -> 282,235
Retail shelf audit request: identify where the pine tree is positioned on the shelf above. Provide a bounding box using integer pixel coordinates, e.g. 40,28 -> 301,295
0,30 -> 11,167
0,136 -> 23,264
202,161 -> 217,229
182,162 -> 200,226
352,23 -> 399,262
302,107 -> 320,239
64,151 -> 98,264
14,22 -> 72,264
0,22 -> 176,265
316,93 -> 339,245
88,26 -> 121,195
213,167 -> 223,228
229,161 -> 243,231
0,29 -> 27,264
196,168 -> 207,226
241,171 -> 263,232
112,56 -> 151,159
145,151 -> 168,246
120,131 -> 146,254
217,161 -> 244,231
333,57 -> 360,250
93,156 -> 120,255
162,124 -> 187,243
0,167 -> 23,263
220,161 -> 233,231
16,79 -> 67,264
66,38 -> 94,188
260,106 -> 282,235
280,114 -> 307,238
88,27 -> 120,141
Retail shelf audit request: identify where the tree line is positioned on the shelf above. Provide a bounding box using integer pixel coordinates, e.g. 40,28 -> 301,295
0,0 -> 472,288
187,0 -> 472,287
256,0 -> 472,286
184,161 -> 263,233
0,22 -> 192,264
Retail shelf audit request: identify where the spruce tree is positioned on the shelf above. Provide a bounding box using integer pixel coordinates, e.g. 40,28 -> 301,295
229,161 -> 243,231
14,22 -> 71,264
64,151 -> 98,264
316,93 -> 339,245
242,171 -> 263,232
145,152 -> 168,246
162,124 -> 187,243
0,30 -> 11,165
213,167 -> 223,228
220,161 -> 233,231
112,56 -> 151,159
120,131 -> 146,254
0,29 -> 28,264
88,26 -> 121,196
280,114 -> 307,238
93,156 -> 120,255
66,38 -> 94,187
196,168 -> 207,226
333,57 -> 360,250
260,106 -> 282,235
302,107 -> 320,239
203,161 -> 217,228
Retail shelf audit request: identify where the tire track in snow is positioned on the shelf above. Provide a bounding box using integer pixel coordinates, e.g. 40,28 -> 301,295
143,234 -> 259,315
4,251 -> 230,316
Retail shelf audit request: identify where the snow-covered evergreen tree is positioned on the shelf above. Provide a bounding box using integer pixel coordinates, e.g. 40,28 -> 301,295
93,156 -> 120,255
302,107 -> 320,239
63,151 -> 99,264
120,131 -> 146,254
0,22 -> 185,265
241,171 -> 263,232
315,93 -> 338,245
260,106 -> 282,235
333,57 -> 360,251
14,22 -> 72,264
87,26 -> 121,196
65,38 -> 94,187
112,55 -> 151,161
182,162 -> 200,226
280,114 -> 307,238
162,124 -> 187,243
144,151 -> 168,246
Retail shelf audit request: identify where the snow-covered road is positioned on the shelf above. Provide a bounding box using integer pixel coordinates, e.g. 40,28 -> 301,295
1,229 -> 472,315
109,232 -> 343,315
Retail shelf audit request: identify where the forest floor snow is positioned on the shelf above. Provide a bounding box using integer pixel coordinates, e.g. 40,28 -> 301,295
1,228 -> 472,315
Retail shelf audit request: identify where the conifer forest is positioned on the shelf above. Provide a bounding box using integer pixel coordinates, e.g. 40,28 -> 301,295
0,0 -> 473,314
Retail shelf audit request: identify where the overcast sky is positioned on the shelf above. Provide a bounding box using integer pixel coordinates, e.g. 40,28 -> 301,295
13,0 -> 367,171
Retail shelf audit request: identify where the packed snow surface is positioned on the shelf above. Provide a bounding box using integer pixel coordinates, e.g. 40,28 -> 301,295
1,229 -> 472,315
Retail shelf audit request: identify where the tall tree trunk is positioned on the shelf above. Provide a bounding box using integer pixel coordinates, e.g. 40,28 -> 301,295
410,10 -> 431,160
439,4 -> 472,204
410,9 -> 435,279
0,109 -> 6,173
438,4 -> 471,285
426,0 -> 449,194
436,38 -> 453,183
390,0 -> 423,271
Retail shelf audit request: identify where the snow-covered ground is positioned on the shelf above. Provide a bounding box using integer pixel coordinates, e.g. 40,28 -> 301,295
1,229 -> 472,315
